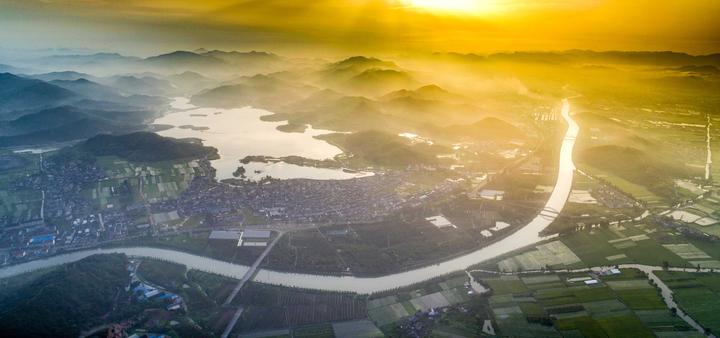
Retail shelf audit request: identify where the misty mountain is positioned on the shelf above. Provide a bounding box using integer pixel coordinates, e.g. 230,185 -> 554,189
579,145 -> 692,199
0,104 -> 152,136
107,75 -> 177,96
201,50 -> 282,72
0,117 -> 146,147
341,68 -> 415,96
167,71 -> 217,95
0,73 -> 78,116
0,108 -> 155,146
32,71 -> 99,82
442,117 -> 526,141
48,78 -> 168,108
37,53 -> 140,73
0,64 -> 30,74
191,74 -> 317,109
316,56 -> 400,84
50,78 -> 127,102
328,56 -> 398,73
436,50 -> 720,67
281,95 -> 413,132
317,130 -> 440,168
381,85 -> 464,103
669,65 -> 719,75
141,50 -> 226,73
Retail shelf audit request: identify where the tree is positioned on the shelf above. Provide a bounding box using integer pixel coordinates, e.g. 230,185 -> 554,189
233,165 -> 246,178
662,260 -> 670,271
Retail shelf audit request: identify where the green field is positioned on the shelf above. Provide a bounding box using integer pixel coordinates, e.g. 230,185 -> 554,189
656,271 -> 720,334
480,269 -> 699,337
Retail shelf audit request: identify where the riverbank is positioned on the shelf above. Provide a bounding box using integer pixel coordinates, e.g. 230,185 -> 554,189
0,99 -> 579,294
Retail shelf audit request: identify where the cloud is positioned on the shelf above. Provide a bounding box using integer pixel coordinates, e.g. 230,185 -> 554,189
0,0 -> 718,55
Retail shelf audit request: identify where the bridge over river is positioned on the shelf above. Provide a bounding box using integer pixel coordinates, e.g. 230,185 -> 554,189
0,99 -> 579,294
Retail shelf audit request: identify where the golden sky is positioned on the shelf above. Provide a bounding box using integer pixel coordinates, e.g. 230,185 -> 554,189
0,0 -> 718,55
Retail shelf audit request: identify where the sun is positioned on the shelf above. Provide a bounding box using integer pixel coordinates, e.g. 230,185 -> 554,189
402,0 -> 494,14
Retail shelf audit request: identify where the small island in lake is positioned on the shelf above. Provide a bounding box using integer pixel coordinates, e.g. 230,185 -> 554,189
178,125 -> 210,131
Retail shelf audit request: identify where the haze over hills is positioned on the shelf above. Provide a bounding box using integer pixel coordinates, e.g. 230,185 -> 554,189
0,45 -> 719,338
0,72 -> 78,116
1,0 -> 720,336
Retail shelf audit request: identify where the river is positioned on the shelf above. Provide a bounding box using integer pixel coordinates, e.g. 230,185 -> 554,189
0,99 -> 578,294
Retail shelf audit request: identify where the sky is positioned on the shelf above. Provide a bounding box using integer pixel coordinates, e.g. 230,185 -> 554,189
0,0 -> 718,56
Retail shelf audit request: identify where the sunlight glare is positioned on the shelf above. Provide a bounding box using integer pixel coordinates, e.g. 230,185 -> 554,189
404,0 -> 494,14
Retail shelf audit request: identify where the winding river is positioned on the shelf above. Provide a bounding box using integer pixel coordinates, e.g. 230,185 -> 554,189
0,99 -> 578,294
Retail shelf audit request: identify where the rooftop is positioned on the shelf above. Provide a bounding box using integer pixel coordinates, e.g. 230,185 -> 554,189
209,230 -> 242,240
242,229 -> 272,239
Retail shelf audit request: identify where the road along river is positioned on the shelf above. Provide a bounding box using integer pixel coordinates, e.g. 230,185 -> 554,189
0,99 -> 579,294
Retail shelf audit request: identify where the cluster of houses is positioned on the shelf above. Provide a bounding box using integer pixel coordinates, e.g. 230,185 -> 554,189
127,260 -> 184,311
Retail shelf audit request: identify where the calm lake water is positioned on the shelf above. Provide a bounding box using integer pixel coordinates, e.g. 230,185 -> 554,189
153,98 -> 372,181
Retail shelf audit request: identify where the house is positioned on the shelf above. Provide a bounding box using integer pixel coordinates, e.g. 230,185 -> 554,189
144,289 -> 161,298
239,229 -> 272,247
209,230 -> 242,241
28,234 -> 55,246
425,215 -> 458,229
479,189 -> 505,201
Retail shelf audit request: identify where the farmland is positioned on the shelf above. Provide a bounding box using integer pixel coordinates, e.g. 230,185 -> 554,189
476,268 -> 697,337
87,155 -> 209,209
655,270 -> 720,335
236,282 -> 368,334
0,151 -> 42,227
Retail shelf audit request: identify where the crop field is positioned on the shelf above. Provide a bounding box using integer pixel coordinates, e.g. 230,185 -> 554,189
479,268 -> 698,337
331,319 -> 383,338
188,270 -> 237,303
557,224 -> 717,268
581,164 -> 667,209
366,276 -> 472,327
0,153 -> 43,227
93,156 -> 206,205
238,283 -> 367,332
498,240 -> 582,272
0,189 -> 42,226
662,244 -> 711,260
655,271 -> 720,334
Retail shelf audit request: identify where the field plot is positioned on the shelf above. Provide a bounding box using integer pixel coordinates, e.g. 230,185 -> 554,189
498,240 -> 582,272
239,283 -> 367,332
581,165 -> 668,209
656,271 -> 720,334
662,244 -> 711,260
293,323 -> 335,338
332,319 -> 383,338
367,276 -> 472,328
0,189 -> 42,226
368,303 -> 409,326
559,225 -> 706,268
94,156 -> 207,205
480,269 -> 699,337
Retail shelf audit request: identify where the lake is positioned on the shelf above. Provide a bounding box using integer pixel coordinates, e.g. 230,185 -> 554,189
153,98 -> 372,181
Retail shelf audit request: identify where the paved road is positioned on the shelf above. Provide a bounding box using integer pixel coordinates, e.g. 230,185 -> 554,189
223,232 -> 283,306
221,307 -> 245,338
220,231 -> 283,338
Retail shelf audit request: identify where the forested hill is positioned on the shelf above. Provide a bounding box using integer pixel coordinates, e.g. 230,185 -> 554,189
0,254 -> 128,338
77,132 -> 219,162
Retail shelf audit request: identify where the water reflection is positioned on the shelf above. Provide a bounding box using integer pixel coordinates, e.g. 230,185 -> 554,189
154,98 -> 367,180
